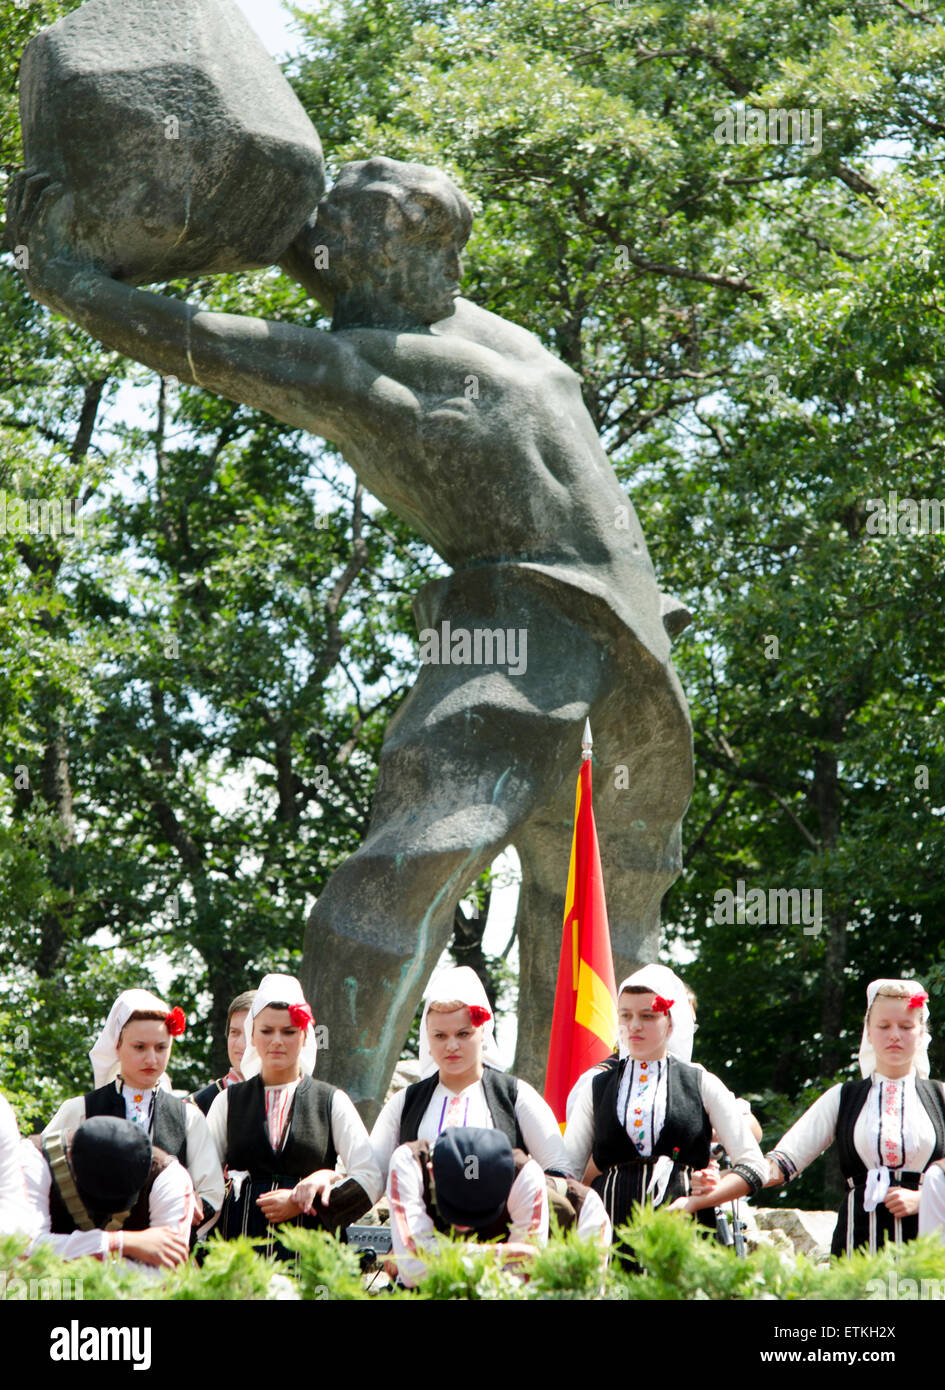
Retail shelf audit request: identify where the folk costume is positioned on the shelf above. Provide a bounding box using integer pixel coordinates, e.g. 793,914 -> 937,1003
768,979 -> 945,1256
387,1126 -> 550,1288
20,1116 -> 194,1262
564,965 -> 766,1231
191,1069 -> 242,1117
207,974 -> 382,1258
41,989 -> 223,1228
371,966 -> 575,1181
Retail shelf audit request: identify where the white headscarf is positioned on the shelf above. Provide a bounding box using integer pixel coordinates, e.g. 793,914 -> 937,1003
418,966 -> 504,1079
858,978 -> 931,1079
617,964 -> 695,1063
89,988 -> 175,1089
241,973 -> 318,1079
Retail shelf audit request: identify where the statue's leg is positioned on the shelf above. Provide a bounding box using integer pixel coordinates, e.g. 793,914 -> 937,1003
302,568 -> 607,1119
513,650 -> 693,1087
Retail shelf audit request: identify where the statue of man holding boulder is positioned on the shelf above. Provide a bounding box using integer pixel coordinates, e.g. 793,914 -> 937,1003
8,43 -> 691,1120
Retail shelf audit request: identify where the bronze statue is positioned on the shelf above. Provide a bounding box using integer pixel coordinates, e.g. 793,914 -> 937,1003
8,13 -> 691,1116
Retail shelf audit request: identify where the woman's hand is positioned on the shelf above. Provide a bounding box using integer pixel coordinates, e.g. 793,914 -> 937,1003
291,1170 -> 338,1215
690,1160 -> 721,1198
884,1186 -> 920,1219
495,1241 -> 539,1267
256,1188 -> 302,1224
121,1227 -> 190,1268
664,1196 -> 694,1215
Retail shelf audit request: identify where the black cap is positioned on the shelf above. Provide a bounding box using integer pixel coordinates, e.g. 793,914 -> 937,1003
71,1117 -> 152,1213
432,1126 -> 515,1230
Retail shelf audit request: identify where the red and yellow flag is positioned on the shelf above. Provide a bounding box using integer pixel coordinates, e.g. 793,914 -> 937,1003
544,750 -> 618,1127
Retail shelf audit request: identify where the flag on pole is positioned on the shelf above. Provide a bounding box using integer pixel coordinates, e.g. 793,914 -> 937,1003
543,720 -> 618,1127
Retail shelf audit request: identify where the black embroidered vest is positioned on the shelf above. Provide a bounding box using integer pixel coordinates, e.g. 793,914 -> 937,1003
83,1082 -> 188,1165
399,1067 -> 524,1150
225,1074 -> 337,1177
835,1077 -> 945,1184
591,1055 -> 711,1172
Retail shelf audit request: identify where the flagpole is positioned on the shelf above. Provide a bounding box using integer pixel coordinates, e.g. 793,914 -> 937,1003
543,717 -> 618,1125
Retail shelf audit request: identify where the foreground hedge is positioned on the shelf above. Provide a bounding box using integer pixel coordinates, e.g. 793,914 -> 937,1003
3,1207 -> 945,1301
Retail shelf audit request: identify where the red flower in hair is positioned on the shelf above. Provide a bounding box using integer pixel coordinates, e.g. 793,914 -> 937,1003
165,1007 -> 186,1037
908,992 -> 928,1010
651,995 -> 674,1015
467,1005 -> 491,1027
288,1003 -> 314,1031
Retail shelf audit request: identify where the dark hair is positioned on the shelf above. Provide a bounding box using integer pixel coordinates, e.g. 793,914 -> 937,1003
118,1009 -> 169,1043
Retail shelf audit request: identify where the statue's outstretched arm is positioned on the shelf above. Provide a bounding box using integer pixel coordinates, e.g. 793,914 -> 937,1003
6,173 -> 352,439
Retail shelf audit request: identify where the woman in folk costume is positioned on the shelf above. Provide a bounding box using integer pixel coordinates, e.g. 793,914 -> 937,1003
765,978 -> 945,1256
206,974 -> 382,1257
42,989 -> 223,1229
564,964 -> 766,1229
371,965 -> 575,1182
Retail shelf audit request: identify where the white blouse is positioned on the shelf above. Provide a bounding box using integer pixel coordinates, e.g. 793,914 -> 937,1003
772,1072 -> 937,1179
565,1059 -> 766,1188
370,1075 -> 576,1182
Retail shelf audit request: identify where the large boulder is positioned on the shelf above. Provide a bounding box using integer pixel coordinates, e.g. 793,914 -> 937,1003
19,0 -> 324,284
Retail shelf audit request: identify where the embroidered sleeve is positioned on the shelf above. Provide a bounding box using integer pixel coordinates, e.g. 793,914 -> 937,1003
387,1142 -> 436,1289
769,1083 -> 844,1179
766,1150 -> 798,1182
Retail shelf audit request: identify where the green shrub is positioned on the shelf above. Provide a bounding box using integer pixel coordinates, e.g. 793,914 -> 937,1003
4,1210 -> 945,1300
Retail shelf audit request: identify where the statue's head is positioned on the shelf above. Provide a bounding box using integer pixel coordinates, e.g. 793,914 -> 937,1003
314,157 -> 473,328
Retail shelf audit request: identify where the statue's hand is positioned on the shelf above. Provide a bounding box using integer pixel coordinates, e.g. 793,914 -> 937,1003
4,170 -> 87,303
